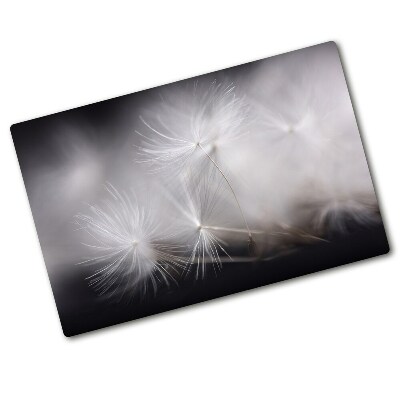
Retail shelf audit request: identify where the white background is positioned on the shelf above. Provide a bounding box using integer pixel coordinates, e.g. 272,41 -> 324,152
0,1 -> 399,399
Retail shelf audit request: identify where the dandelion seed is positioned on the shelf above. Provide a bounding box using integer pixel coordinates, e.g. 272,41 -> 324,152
135,80 -> 249,172
74,184 -> 185,299
310,196 -> 379,234
163,169 -> 234,279
135,80 -> 255,250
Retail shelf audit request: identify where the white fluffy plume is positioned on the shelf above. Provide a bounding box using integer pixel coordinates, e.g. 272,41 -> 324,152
74,184 -> 185,298
164,168 -> 244,278
135,80 -> 249,175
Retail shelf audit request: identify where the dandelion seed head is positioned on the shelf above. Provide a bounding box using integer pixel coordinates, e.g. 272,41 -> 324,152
135,80 -> 249,176
161,168 -> 239,279
74,184 -> 185,299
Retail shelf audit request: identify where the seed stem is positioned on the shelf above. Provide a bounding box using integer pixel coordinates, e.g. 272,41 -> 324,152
197,143 -> 252,241
202,225 -> 263,234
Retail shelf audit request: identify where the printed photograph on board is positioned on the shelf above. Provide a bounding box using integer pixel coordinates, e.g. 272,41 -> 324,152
11,42 -> 389,336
